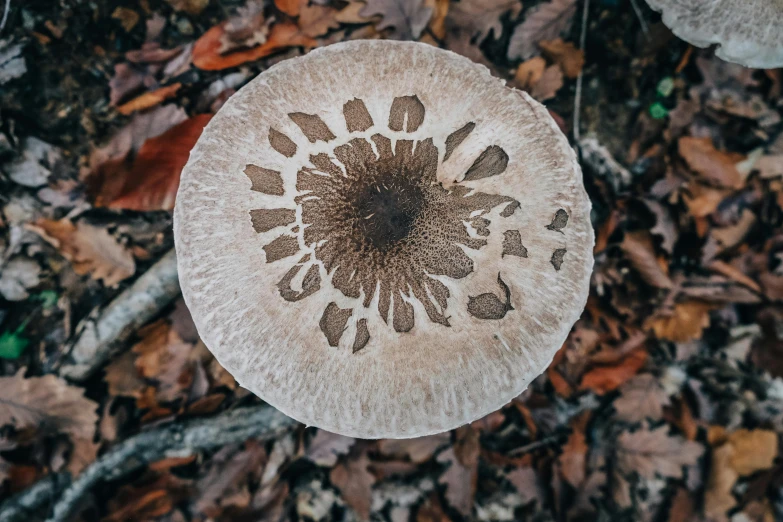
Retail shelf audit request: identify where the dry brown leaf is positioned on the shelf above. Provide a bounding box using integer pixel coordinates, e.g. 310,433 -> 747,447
196,440 -> 267,518
506,466 -> 545,506
29,219 -> 135,287
446,0 -> 521,42
105,473 -> 189,522
437,427 -> 479,516
539,38 -> 584,78
275,0 -> 306,17
193,22 -> 316,71
683,182 -> 730,218
646,300 -> 712,342
378,433 -> 449,463
679,136 -> 745,189
530,64 -> 563,102
298,4 -> 340,38
756,154 -> 783,179
580,348 -> 647,394
165,0 -> 209,15
306,430 -> 356,467
330,450 -> 375,521
336,1 -> 374,24
726,429 -> 778,476
105,351 -> 146,399
616,424 -> 704,479
112,7 -> 140,32
621,230 -> 674,289
507,0 -> 577,60
712,209 -> 756,251
0,369 -> 98,472
559,425 -> 588,487
116,83 -> 181,115
513,56 -> 546,90
132,321 -> 195,403
613,374 -> 670,423
705,441 -> 739,520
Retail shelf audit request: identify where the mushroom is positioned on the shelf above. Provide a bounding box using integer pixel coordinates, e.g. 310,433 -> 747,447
644,0 -> 783,68
174,40 -> 593,438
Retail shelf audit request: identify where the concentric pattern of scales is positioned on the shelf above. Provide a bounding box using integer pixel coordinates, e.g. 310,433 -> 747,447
175,41 -> 594,437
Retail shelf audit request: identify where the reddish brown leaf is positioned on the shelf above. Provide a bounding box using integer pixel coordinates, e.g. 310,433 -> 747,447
645,301 -> 713,342
616,424 -> 703,480
100,114 -> 211,211
580,348 -> 648,394
539,38 -> 584,78
193,22 -> 316,71
613,374 -> 670,423
378,433 -> 449,463
620,230 -> 674,289
275,0 -> 306,17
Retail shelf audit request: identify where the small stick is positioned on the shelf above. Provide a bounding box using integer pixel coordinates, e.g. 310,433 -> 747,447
0,0 -> 10,33
629,0 -> 650,37
42,406 -> 298,522
573,0 -> 590,141
0,475 -> 67,522
57,249 -> 180,381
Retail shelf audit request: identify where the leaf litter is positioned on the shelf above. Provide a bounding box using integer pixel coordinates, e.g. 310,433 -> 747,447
1,1 -> 783,521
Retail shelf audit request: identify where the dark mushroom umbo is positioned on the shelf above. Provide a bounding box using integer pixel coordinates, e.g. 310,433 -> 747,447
174,41 -> 593,438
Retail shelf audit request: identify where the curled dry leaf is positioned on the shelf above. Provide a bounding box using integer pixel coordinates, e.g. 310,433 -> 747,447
507,0 -> 578,60
298,4 -> 340,38
116,83 -> 182,116
514,56 -> 546,91
616,424 -> 704,480
29,218 -> 136,287
193,22 -> 316,71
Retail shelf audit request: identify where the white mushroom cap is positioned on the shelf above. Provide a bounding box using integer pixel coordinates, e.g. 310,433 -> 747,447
174,40 -> 593,438
645,0 -> 783,68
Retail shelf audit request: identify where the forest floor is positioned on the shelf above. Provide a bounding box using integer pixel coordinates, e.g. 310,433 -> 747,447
1,0 -> 782,521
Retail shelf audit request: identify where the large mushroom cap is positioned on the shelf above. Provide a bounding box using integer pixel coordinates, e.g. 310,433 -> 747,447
645,0 -> 783,68
174,40 -> 593,438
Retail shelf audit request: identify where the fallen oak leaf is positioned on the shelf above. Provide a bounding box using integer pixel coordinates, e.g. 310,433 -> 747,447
298,4 -> 340,38
28,218 -> 135,287
616,424 -> 704,480
645,300 -> 713,342
725,429 -> 778,477
620,230 -> 674,289
336,1 -> 374,24
507,0 -> 578,60
613,373 -> 670,423
513,56 -> 546,91
530,64 -> 564,102
378,432 -> 449,463
0,369 -> 99,474
275,0 -> 307,17
360,0 -> 433,40
446,0 -> 521,42
306,429 -> 356,467
193,22 -> 316,71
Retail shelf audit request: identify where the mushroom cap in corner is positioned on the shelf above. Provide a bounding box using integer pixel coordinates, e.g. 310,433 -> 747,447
174,40 -> 593,439
645,0 -> 783,68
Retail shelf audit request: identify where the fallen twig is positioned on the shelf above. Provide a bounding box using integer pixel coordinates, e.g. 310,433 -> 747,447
0,405 -> 299,522
573,0 -> 590,141
56,249 -> 180,381
0,475 -> 68,522
0,0 -> 10,33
